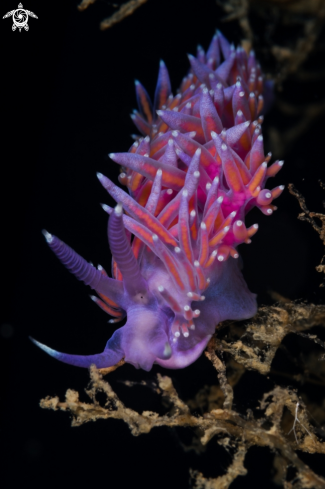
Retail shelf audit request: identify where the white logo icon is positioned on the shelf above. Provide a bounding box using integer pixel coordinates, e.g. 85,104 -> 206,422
3,3 -> 38,32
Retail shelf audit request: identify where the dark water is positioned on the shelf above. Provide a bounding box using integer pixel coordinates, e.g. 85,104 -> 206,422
2,0 -> 325,487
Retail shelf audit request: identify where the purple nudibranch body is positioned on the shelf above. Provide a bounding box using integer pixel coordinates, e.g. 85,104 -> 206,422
32,31 -> 284,371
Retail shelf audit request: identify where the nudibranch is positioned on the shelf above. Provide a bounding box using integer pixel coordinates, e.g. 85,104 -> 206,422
32,31 -> 284,371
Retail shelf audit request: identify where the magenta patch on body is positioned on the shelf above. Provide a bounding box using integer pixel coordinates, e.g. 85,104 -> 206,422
32,31 -> 283,371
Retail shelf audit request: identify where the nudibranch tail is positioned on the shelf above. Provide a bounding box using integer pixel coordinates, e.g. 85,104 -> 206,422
34,30 -> 283,371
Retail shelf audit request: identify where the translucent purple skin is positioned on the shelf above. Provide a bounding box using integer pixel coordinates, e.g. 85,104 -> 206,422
33,224 -> 256,371
31,31 -> 282,371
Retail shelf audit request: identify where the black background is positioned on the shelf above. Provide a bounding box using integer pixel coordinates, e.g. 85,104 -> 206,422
2,0 -> 325,487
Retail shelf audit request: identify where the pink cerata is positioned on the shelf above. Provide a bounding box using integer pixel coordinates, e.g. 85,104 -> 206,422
32,31 -> 284,371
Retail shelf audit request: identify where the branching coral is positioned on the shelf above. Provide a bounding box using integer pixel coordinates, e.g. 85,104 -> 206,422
217,0 -> 325,157
289,182 -> 325,287
41,299 -> 325,487
217,0 -> 325,83
77,0 -> 148,30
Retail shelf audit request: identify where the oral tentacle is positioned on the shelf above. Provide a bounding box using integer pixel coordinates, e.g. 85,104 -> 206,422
30,329 -> 124,369
42,230 -> 125,308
